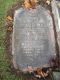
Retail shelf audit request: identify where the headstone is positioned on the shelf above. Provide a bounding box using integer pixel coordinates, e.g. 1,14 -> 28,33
12,5 -> 56,70
53,72 -> 60,80
51,0 -> 60,52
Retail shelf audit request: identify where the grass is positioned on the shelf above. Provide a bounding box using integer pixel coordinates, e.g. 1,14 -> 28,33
0,0 -> 23,80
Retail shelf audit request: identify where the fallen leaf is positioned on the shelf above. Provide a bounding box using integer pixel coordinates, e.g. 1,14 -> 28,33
24,0 -> 32,9
35,67 -> 51,78
6,16 -> 13,21
7,27 -> 12,31
23,0 -> 38,9
27,66 -> 33,73
46,0 -> 50,5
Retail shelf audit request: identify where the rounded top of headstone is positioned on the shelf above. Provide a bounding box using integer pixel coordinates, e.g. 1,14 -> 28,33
13,5 -> 55,71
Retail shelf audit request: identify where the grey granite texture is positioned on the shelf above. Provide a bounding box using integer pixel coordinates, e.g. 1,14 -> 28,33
12,5 -> 56,70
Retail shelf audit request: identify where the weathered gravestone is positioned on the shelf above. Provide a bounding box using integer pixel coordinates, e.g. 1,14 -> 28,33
53,72 -> 60,80
12,5 -> 56,71
52,0 -> 60,55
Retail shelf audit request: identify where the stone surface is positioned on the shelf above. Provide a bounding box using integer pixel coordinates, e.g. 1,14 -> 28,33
51,0 -> 60,52
57,3 -> 60,52
53,72 -> 60,80
12,5 -> 56,70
